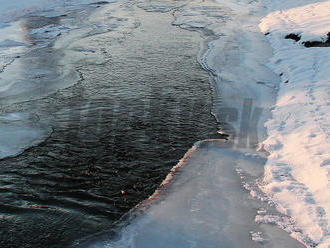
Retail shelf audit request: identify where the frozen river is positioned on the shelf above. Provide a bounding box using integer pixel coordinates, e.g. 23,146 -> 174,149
0,0 -> 305,247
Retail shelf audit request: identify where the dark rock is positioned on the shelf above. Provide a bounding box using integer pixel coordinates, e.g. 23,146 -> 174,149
285,33 -> 301,42
303,32 -> 330,47
286,32 -> 330,47
90,1 -> 109,5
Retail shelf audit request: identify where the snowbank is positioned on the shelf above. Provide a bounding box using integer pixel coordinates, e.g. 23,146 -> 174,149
259,1 -> 330,247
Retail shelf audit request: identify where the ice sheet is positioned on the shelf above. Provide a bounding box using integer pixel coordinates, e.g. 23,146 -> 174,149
0,0 -> 117,158
0,0 -> 119,106
169,0 -> 280,150
0,0 -> 107,20
0,0 -> 55,18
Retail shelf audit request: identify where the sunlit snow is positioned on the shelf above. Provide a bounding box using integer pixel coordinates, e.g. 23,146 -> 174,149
260,1 -> 330,247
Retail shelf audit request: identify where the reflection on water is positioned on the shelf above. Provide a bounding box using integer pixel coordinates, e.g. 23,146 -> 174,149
0,3 -> 217,248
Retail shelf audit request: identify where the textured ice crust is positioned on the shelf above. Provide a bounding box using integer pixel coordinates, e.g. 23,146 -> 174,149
0,0 -> 109,19
0,0 -> 121,106
259,0 -> 330,247
170,0 -> 279,144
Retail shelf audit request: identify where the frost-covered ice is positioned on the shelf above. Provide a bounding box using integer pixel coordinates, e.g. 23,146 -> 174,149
0,0 -> 54,18
0,0 -> 116,159
259,0 -> 330,247
0,0 -> 114,106
0,112 -> 51,159
0,0 -> 103,19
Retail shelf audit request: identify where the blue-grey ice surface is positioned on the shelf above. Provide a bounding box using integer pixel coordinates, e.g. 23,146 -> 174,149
0,0 -> 109,158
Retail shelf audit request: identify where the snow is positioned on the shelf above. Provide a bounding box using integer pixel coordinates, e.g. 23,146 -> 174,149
259,1 -> 330,247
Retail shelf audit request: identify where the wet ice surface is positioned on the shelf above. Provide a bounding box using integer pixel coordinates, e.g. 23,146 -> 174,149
78,142 -> 304,248
0,1 -> 107,180
0,0 -> 122,106
0,1 -> 96,106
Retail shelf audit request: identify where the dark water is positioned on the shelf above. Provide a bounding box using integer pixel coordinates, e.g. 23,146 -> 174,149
0,3 -> 217,248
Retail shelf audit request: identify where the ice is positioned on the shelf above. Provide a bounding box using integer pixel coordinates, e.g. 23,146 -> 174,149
137,0 -> 187,13
0,0 -> 105,156
0,39 -> 28,47
0,0 -> 54,17
0,0 -> 106,20
170,0 -> 281,151
250,231 -> 267,243
76,142 -> 304,248
0,112 -> 51,159
0,0 -> 127,161
0,0 -> 117,106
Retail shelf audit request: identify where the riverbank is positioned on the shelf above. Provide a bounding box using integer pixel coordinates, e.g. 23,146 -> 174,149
259,0 -> 330,247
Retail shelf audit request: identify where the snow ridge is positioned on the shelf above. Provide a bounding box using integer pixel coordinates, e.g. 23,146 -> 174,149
259,1 -> 330,247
